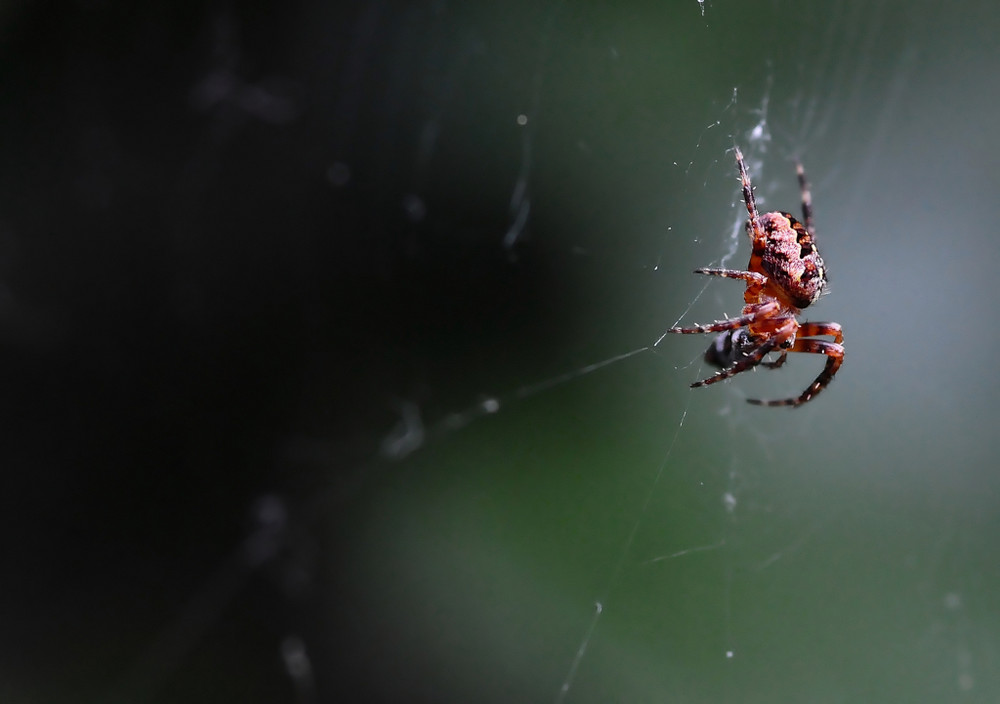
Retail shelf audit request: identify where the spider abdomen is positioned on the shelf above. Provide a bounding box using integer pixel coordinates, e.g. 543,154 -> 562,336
751,211 -> 827,309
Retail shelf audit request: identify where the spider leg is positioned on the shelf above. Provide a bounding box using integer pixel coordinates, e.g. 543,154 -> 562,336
668,300 -> 779,335
734,146 -> 760,229
693,268 -> 768,286
796,161 -> 814,236
747,337 -> 844,407
691,335 -> 782,388
798,320 -> 842,344
704,329 -> 787,370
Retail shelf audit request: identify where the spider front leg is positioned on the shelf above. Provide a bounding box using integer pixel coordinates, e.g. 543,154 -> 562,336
796,161 -> 815,236
667,299 -> 778,335
693,268 -> 768,286
734,146 -> 761,228
667,268 -> 771,336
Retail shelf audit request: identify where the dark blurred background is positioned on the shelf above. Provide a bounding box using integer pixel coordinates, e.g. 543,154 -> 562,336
3,1 -> 1000,702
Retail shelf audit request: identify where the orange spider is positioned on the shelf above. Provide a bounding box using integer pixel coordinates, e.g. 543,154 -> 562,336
668,147 -> 844,407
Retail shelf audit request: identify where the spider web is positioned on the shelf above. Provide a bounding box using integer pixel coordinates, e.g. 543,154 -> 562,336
6,1 -> 1000,703
274,3 -> 1000,701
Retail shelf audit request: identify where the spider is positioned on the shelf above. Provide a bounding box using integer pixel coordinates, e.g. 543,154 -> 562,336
667,147 -> 844,407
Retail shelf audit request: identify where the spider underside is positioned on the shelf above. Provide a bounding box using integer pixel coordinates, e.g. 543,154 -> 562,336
668,147 -> 844,407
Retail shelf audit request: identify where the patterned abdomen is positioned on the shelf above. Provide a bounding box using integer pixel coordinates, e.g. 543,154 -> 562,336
752,211 -> 827,309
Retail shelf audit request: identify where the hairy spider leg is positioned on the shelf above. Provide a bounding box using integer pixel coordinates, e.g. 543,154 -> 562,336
747,334 -> 844,407
691,316 -> 797,388
667,300 -> 779,335
704,329 -> 788,371
692,266 -> 773,313
795,161 -> 814,236
691,336 -> 781,388
798,320 -> 843,344
734,146 -> 760,229
692,267 -> 768,285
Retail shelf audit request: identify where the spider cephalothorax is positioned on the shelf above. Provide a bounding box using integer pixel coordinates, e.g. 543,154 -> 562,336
668,147 -> 844,407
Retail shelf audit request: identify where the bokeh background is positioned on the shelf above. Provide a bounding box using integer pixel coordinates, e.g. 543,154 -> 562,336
2,1 -> 1000,702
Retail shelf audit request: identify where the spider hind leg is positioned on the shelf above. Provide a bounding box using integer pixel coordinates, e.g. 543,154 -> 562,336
747,336 -> 844,407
